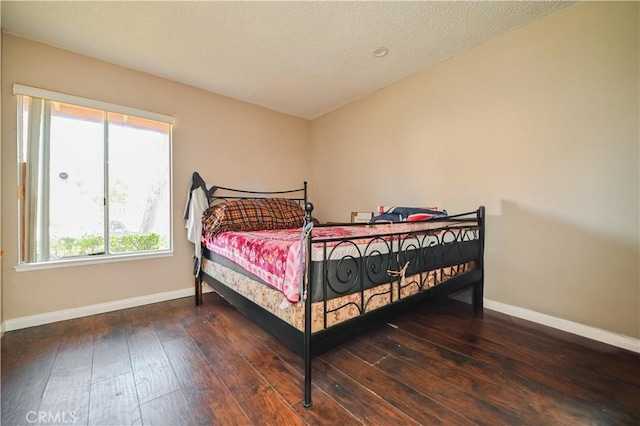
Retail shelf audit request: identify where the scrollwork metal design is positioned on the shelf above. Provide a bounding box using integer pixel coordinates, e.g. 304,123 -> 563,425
325,240 -> 361,296
363,236 -> 393,286
315,221 -> 482,331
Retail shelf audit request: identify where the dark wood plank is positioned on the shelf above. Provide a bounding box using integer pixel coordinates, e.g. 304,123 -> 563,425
91,311 -> 133,385
91,328 -> 132,385
88,372 -> 141,426
409,305 -> 640,416
153,317 -> 189,343
375,352 -> 523,424
1,326 -> 64,426
166,296 -> 202,319
291,389 -> 363,426
139,390 -> 195,426
373,324 -> 594,424
322,347 -> 473,425
422,302 -> 640,386
39,365 -> 92,425
145,295 -> 203,326
205,304 -> 307,405
184,314 -> 305,425
142,300 -> 173,323
397,310 -> 640,417
215,306 -> 374,422
339,333 -> 390,365
2,321 -> 66,351
120,304 -> 153,331
479,306 -> 640,384
310,356 -> 421,425
51,316 -> 96,374
93,309 -> 128,333
126,325 -> 181,404
162,337 -> 251,425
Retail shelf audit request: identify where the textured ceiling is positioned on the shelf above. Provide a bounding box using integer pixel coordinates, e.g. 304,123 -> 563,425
2,1 -> 575,119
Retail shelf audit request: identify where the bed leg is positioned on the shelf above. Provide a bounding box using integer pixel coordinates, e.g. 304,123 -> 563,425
473,279 -> 484,317
303,304 -> 313,408
303,364 -> 312,408
195,276 -> 202,306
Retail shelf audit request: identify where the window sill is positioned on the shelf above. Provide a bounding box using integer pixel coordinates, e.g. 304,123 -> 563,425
13,250 -> 173,272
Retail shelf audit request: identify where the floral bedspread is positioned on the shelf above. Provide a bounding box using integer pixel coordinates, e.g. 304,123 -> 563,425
203,226 -> 356,302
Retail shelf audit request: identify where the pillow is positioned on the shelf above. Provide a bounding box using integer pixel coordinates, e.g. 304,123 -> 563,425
202,198 -> 305,235
371,207 -> 448,223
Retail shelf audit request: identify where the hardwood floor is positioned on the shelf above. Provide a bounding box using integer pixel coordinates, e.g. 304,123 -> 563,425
2,292 -> 639,425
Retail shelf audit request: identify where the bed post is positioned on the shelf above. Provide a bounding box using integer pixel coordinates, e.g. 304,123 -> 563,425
303,201 -> 314,408
195,274 -> 202,306
303,181 -> 308,205
473,206 -> 486,316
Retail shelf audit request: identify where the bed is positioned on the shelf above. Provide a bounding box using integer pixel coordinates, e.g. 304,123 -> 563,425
193,182 -> 485,407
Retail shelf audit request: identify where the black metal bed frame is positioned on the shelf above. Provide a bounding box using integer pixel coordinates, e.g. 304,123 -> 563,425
195,182 -> 485,408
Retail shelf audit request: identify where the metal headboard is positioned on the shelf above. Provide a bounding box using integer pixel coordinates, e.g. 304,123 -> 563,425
209,181 -> 308,207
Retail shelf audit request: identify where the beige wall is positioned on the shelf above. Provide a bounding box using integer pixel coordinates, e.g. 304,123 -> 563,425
311,2 -> 639,338
1,35 -> 311,321
0,11 -> 3,333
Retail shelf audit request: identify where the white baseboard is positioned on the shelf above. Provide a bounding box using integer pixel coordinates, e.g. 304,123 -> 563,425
3,286 -> 212,332
484,299 -> 640,354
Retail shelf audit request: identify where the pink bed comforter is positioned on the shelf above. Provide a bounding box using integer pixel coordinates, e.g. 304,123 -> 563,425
203,226 -> 357,302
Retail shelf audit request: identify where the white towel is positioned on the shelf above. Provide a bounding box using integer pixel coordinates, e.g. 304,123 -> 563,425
185,186 -> 209,275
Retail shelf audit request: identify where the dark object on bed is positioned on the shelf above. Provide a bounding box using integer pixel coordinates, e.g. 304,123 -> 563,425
371,206 -> 449,223
194,182 -> 485,408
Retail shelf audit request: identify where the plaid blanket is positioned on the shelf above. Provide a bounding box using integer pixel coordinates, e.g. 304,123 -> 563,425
202,198 -> 305,235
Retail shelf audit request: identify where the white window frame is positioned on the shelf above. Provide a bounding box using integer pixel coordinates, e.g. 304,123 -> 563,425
13,83 -> 174,271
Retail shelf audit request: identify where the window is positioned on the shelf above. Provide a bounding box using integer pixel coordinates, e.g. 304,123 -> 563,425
15,84 -> 173,266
